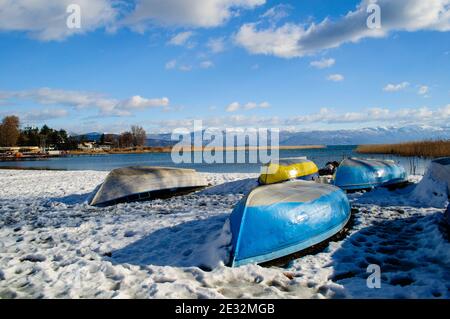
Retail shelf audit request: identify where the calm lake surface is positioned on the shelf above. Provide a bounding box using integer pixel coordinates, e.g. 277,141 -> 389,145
0,145 -> 430,175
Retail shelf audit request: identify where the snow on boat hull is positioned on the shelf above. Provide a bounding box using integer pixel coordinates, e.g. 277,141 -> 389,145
445,205 -> 450,227
422,157 -> 450,195
90,167 -> 208,207
333,158 -> 407,191
411,157 -> 450,207
230,181 -> 351,267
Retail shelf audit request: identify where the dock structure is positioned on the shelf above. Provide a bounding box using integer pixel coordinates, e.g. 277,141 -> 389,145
0,146 -> 66,161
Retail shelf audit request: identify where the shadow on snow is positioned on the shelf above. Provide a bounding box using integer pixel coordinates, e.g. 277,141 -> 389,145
110,213 -> 231,269
328,212 -> 449,298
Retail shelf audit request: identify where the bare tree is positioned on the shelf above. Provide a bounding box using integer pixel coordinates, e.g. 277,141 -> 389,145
131,125 -> 147,147
119,131 -> 133,148
0,116 -> 20,147
104,134 -> 119,148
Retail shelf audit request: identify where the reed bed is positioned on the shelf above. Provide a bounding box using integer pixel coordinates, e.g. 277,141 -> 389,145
356,139 -> 450,158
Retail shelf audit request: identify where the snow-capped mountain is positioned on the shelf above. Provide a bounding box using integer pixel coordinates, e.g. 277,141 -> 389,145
279,125 -> 450,145
150,125 -> 450,146
77,125 -> 450,146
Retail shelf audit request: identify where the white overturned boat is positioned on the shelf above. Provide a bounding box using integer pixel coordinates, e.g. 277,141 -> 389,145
90,167 -> 208,207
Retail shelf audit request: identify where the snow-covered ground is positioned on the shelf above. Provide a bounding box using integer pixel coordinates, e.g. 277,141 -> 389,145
0,170 -> 449,299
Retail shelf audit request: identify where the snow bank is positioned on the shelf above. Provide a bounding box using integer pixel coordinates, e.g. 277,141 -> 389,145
0,169 -> 449,299
445,206 -> 450,226
411,159 -> 450,207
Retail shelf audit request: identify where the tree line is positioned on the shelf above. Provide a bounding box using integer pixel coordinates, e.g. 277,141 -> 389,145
101,125 -> 147,148
0,115 -> 147,149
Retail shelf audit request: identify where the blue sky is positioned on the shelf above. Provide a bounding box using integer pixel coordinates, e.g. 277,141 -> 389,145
0,0 -> 449,133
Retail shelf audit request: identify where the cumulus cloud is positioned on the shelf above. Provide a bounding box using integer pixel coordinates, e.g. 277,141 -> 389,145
207,37 -> 226,53
418,85 -> 430,95
310,58 -> 336,69
234,23 -> 304,58
5,0 -> 449,45
22,108 -> 69,121
327,74 -> 344,82
119,95 -> 170,110
383,82 -> 410,92
165,59 -> 177,69
226,101 -> 270,112
154,104 -> 450,130
179,65 -> 192,72
0,0 -> 266,41
226,102 -> 241,112
0,0 -> 117,41
235,0 -> 450,58
124,0 -> 266,29
260,4 -> 292,22
165,59 -> 194,71
0,88 -> 169,116
168,31 -> 195,46
200,61 -> 214,69
285,106 -> 441,125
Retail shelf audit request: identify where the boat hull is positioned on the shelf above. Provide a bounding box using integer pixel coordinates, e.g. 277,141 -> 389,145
259,158 -> 319,185
333,158 -> 407,190
90,166 -> 208,206
230,181 -> 351,267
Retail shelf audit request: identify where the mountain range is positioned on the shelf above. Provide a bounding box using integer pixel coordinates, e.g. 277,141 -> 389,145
74,125 -> 450,147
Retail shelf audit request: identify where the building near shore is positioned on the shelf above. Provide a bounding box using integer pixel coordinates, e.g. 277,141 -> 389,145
0,146 -> 41,154
77,142 -> 96,150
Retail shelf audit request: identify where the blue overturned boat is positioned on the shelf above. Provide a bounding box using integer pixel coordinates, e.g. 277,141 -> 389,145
229,181 -> 351,267
333,158 -> 407,191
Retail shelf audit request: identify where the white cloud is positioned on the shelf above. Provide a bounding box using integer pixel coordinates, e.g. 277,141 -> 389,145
124,0 -> 266,29
0,88 -> 169,117
5,0 -> 449,45
179,65 -> 192,72
119,95 -> 169,110
0,0 -> 267,41
22,108 -> 69,121
286,106 -> 441,125
259,101 -> 270,108
165,59 -> 177,69
234,23 -> 304,58
418,85 -> 430,95
235,0 -> 450,58
155,104 -> 450,130
244,102 -> 257,109
165,59 -> 194,71
207,37 -> 226,53
200,61 -> 214,69
0,0 -> 117,41
168,31 -> 194,46
227,101 -> 270,112
226,102 -> 241,112
327,74 -> 344,82
383,82 -> 410,92
310,58 -> 336,69
260,4 -> 292,22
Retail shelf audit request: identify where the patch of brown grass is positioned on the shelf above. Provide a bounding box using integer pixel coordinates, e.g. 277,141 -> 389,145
356,139 -> 450,158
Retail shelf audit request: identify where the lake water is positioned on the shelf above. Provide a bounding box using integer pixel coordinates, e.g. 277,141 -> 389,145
0,145 -> 430,175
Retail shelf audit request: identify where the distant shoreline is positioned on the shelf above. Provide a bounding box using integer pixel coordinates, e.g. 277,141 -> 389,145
68,145 -> 326,156
356,140 -> 450,158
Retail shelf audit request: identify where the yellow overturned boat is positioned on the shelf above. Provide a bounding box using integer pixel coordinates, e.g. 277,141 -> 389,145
259,157 -> 319,185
